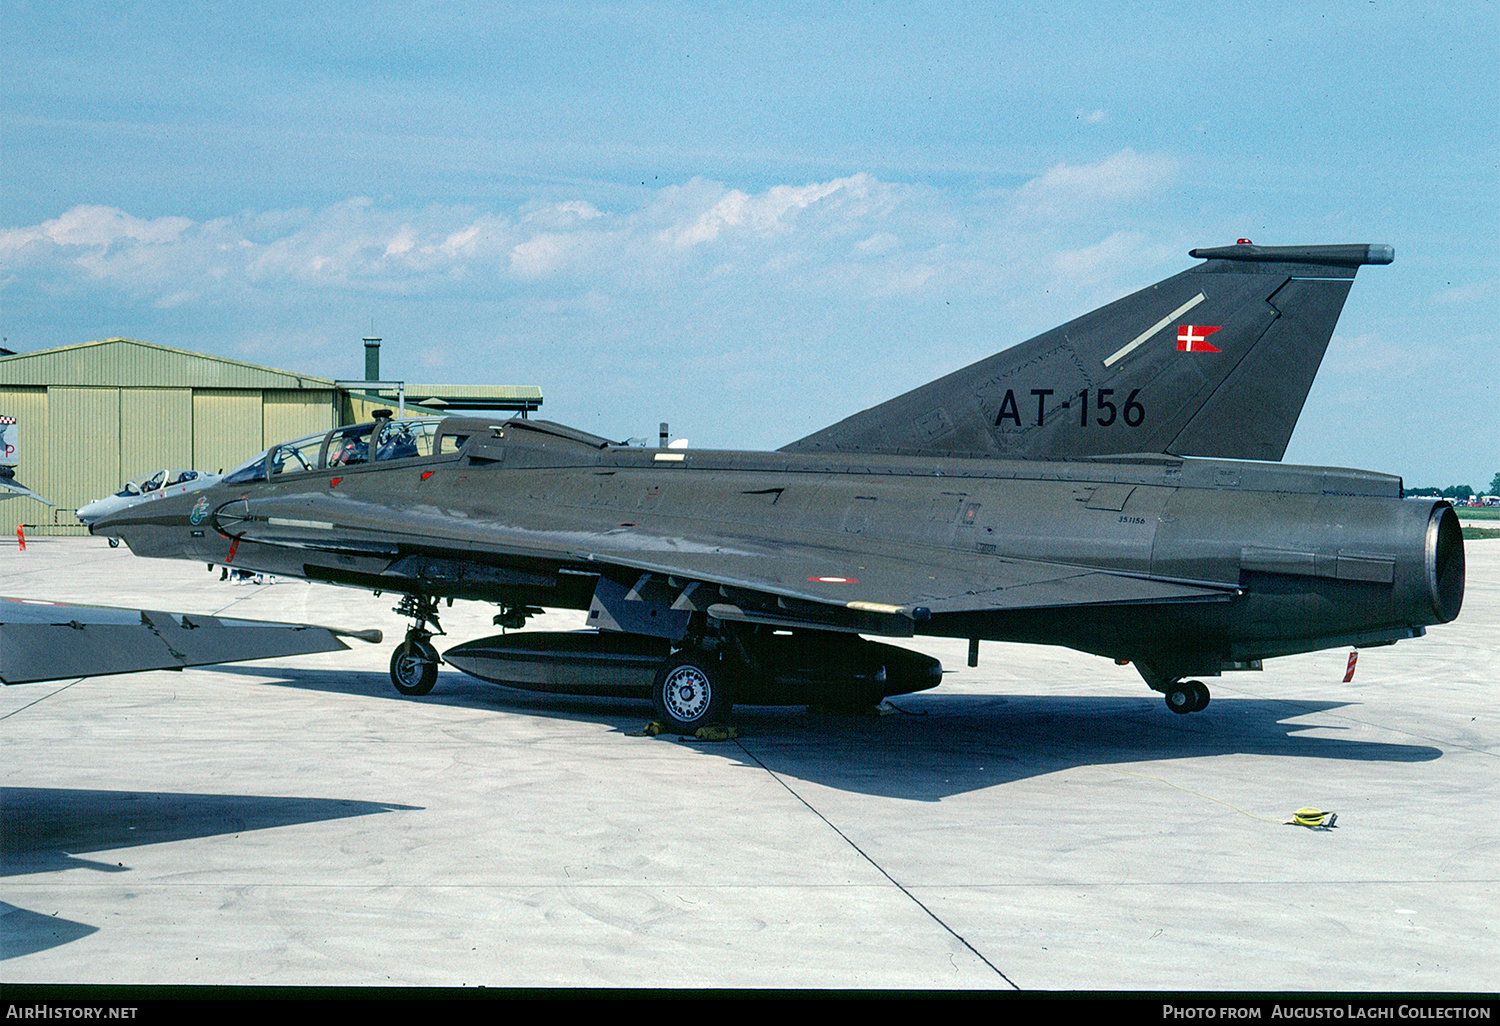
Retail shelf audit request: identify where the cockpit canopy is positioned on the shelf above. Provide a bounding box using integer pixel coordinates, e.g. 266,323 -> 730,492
224,417 -> 466,484
115,469 -> 203,497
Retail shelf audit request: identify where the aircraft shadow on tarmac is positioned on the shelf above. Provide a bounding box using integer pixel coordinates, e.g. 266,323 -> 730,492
722,694 -> 1445,803
218,665 -> 1444,802
0,786 -> 421,878
0,786 -> 421,960
0,902 -> 97,961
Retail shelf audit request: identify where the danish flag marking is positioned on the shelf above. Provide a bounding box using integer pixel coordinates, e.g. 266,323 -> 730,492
1177,325 -> 1222,352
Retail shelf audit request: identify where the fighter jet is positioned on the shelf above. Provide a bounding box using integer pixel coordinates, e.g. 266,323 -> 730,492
77,468 -> 224,546
90,242 -> 1465,730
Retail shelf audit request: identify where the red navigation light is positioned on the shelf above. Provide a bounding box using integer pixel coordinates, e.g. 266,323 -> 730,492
1236,238 -> 1253,245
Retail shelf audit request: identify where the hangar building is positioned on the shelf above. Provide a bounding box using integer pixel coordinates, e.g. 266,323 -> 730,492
0,337 -> 542,535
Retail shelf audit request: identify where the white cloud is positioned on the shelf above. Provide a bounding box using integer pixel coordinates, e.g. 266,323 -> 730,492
520,200 -> 605,229
1009,149 -> 1178,222
656,175 -> 869,250
0,174 -> 1184,321
0,205 -> 193,250
510,231 -> 596,278
0,175 -> 1206,447
384,227 -> 417,257
1052,232 -> 1178,282
856,232 -> 900,255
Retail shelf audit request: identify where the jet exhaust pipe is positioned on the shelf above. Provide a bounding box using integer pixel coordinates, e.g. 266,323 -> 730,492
1221,496 -> 1468,661
1425,503 -> 1465,624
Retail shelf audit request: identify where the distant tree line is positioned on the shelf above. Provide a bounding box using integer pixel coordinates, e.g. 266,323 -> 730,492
1403,472 -> 1500,499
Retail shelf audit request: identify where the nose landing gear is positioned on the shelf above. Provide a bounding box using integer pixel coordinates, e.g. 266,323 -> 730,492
389,594 -> 445,696
391,634 -> 440,695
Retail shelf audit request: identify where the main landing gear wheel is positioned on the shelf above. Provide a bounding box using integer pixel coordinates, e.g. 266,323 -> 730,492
652,652 -> 733,733
391,636 -> 440,696
1164,679 -> 1210,714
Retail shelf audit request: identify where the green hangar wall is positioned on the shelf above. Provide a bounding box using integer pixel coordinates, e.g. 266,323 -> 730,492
0,338 -> 342,535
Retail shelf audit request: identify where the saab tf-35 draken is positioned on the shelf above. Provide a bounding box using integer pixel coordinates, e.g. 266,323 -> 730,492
91,242 -> 1465,731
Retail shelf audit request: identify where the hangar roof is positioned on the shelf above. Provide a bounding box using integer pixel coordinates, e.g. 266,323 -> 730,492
0,338 -> 543,414
0,337 -> 337,390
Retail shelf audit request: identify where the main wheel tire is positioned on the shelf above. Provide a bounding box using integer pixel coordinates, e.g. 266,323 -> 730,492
1188,680 -> 1210,712
652,652 -> 732,732
1164,682 -> 1195,715
391,638 -> 440,696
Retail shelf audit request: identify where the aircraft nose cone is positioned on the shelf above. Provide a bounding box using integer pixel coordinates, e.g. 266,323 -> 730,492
87,508 -> 120,535
88,500 -> 157,536
87,489 -> 210,558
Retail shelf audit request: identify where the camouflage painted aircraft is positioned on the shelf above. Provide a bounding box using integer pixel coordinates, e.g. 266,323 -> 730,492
89,242 -> 1465,730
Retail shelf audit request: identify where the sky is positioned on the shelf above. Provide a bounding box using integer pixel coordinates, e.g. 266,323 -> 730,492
2,1 -> 1496,488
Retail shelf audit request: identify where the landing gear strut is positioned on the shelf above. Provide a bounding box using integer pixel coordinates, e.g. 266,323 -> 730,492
1134,660 -> 1212,715
389,594 -> 445,696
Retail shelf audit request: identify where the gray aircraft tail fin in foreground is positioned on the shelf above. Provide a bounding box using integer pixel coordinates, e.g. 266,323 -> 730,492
782,242 -> 1393,462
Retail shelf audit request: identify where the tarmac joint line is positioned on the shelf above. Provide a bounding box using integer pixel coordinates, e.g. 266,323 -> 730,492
0,678 -> 85,719
732,737 -> 1021,989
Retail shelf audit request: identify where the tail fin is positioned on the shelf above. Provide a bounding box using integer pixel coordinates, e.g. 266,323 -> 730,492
781,243 -> 1393,462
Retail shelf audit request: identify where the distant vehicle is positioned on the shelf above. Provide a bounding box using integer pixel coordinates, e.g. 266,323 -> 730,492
78,469 -> 224,545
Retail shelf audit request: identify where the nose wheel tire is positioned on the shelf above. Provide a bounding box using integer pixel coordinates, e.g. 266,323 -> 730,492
391,637 -> 440,696
1164,679 -> 1210,714
652,652 -> 732,733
